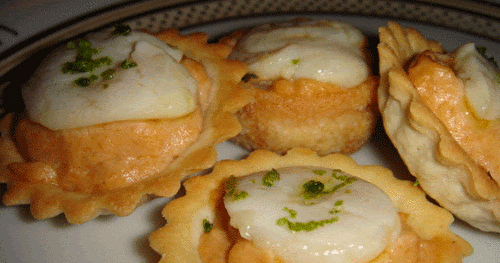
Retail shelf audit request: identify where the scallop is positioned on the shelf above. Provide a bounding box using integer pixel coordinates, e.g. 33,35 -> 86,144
22,29 -> 198,130
224,166 -> 401,263
229,20 -> 369,88
453,43 -> 500,120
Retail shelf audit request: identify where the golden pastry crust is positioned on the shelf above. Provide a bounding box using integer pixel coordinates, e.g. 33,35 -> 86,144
149,148 -> 472,262
378,22 -> 500,232
221,23 -> 378,155
0,28 -> 253,224
231,76 -> 378,155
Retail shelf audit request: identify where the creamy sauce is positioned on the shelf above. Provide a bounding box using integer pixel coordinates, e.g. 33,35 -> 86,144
453,43 -> 500,120
22,29 -> 198,130
229,20 -> 369,88
224,166 -> 401,263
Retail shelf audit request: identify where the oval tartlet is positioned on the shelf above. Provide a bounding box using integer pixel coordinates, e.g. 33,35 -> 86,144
220,19 -> 378,155
0,28 -> 253,224
149,148 -> 472,262
378,22 -> 500,232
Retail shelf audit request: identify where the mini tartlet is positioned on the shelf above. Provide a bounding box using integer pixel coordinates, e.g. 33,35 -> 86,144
149,148 -> 472,262
220,19 -> 378,155
378,22 -> 500,232
0,26 -> 252,224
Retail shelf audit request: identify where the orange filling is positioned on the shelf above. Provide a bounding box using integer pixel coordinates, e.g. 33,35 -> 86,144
12,110 -> 202,194
407,52 -> 500,183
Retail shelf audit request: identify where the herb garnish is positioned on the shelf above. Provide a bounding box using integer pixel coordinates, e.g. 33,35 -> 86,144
225,176 -> 248,201
301,170 -> 357,200
276,216 -> 339,232
111,23 -> 132,36
61,23 -> 139,88
101,69 -> 116,81
313,169 -> 326,176
292,59 -> 301,65
329,200 -> 344,214
331,169 -> 350,181
120,59 -> 138,69
302,180 -> 324,199
262,168 -> 280,187
74,75 -> 98,87
202,219 -> 213,233
283,207 -> 298,219
476,46 -> 498,67
62,39 -> 112,75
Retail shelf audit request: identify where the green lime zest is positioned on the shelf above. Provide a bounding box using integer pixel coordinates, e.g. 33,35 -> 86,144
74,75 -> 98,87
331,169 -> 350,181
322,177 -> 357,195
302,180 -> 325,199
301,170 -> 357,200
111,23 -> 132,36
276,216 -> 339,232
120,59 -> 138,69
476,46 -> 498,67
283,207 -> 297,219
101,68 -> 116,80
66,41 -> 77,50
313,169 -> 327,176
62,39 -> 112,74
202,219 -> 213,233
262,168 -> 280,187
329,199 -> 344,214
225,176 -> 248,201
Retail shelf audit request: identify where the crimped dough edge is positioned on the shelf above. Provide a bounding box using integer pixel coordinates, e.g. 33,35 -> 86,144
149,148 -> 472,262
378,21 -> 500,232
220,21 -> 379,156
0,28 -> 253,224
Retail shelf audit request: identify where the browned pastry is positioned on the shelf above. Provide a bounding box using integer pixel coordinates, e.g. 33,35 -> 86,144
149,148 -> 472,262
378,21 -> 500,232
0,27 -> 253,223
221,19 -> 379,155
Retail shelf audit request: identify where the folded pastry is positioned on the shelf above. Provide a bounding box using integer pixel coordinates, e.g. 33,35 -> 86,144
0,25 -> 252,223
220,19 -> 378,155
149,148 -> 472,262
378,22 -> 500,232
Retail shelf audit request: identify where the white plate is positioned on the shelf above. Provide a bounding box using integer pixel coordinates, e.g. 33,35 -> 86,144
1,1 -> 500,262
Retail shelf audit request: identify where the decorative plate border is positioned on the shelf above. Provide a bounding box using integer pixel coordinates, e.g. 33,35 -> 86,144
1,0 -> 499,76
128,0 -> 500,40
1,0 -> 500,114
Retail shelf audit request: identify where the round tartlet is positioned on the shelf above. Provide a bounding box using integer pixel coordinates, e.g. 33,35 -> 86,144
220,19 -> 378,155
149,148 -> 472,262
0,27 -> 253,224
378,22 -> 500,232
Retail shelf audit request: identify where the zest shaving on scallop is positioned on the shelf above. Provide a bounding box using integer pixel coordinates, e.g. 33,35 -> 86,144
224,166 -> 401,263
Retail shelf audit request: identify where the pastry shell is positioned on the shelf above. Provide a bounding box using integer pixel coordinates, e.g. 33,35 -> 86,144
149,148 -> 472,262
0,29 -> 253,224
378,22 -> 500,232
220,22 -> 379,155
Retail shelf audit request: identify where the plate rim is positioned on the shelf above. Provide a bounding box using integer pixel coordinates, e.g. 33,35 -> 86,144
1,0 -> 500,77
